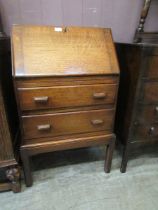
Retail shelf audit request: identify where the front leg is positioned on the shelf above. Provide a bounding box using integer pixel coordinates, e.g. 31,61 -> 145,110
120,144 -> 130,173
104,137 -> 116,173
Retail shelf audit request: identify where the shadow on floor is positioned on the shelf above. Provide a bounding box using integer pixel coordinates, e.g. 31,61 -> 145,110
32,146 -> 106,172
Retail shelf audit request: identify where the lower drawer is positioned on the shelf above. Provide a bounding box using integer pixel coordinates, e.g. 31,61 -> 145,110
133,123 -> 158,142
22,109 -> 114,139
142,82 -> 158,104
135,105 -> 158,123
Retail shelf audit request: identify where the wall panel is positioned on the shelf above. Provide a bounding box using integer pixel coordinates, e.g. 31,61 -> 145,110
0,0 -> 157,43
62,0 -> 83,26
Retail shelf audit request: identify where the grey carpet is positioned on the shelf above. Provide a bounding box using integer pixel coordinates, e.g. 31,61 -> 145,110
0,146 -> 158,210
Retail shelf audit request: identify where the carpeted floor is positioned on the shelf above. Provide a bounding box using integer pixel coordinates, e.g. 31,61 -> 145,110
1,146 -> 158,210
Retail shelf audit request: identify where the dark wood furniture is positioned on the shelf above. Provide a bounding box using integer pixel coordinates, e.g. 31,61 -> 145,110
116,0 -> 158,172
115,43 -> 158,172
0,26 -> 20,192
12,25 -> 120,186
134,0 -> 158,44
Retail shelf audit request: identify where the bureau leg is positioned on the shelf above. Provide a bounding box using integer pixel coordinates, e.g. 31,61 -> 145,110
104,137 -> 115,173
20,149 -> 33,187
6,166 -> 21,193
120,145 -> 129,173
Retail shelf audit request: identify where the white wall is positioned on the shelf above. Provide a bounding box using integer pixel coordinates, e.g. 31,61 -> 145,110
0,0 -> 158,43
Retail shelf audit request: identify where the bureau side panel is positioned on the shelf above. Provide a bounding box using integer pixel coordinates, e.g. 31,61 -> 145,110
115,43 -> 141,144
0,85 -> 14,162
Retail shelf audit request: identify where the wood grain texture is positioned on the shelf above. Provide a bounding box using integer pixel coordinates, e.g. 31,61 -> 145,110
142,82 -> 158,104
22,109 -> 114,139
22,130 -> 113,146
15,76 -> 119,88
12,25 -> 119,77
18,83 -> 117,111
21,133 -> 115,155
143,55 -> 158,78
12,26 -> 119,186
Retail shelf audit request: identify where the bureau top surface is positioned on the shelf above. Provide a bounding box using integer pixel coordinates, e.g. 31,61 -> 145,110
12,25 -> 119,77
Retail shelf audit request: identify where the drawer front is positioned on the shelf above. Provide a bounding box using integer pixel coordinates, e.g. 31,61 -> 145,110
18,84 -> 117,111
143,53 -> 158,79
141,82 -> 158,104
22,109 -> 114,139
133,124 -> 158,142
135,105 -> 158,124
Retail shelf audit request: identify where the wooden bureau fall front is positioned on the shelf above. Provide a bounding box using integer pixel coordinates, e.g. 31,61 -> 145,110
11,25 -> 119,186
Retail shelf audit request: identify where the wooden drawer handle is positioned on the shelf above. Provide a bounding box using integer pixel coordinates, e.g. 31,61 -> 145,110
91,119 -> 104,125
93,93 -> 106,99
149,127 -> 155,136
34,96 -> 48,103
37,124 -> 51,131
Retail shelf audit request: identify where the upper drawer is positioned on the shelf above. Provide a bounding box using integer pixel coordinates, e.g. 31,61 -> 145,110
141,82 -> 158,104
132,123 -> 158,143
142,53 -> 158,79
135,105 -> 158,124
17,84 -> 117,111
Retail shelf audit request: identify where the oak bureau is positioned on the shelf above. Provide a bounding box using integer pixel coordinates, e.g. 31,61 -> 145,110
11,25 -> 120,186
